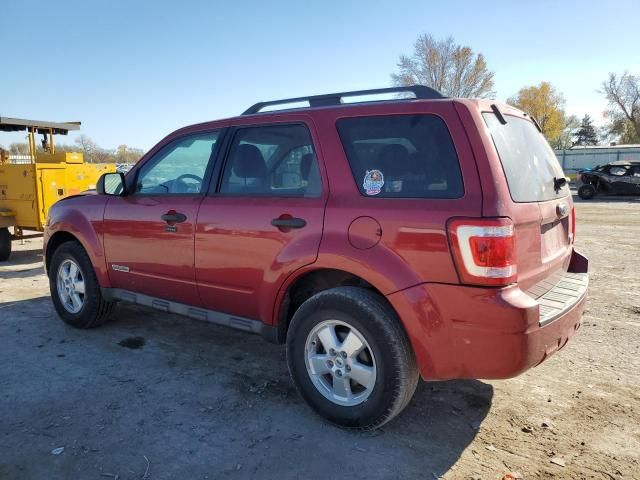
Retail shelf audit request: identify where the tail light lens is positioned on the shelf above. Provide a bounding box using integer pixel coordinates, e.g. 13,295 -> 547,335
448,218 -> 516,286
570,207 -> 576,243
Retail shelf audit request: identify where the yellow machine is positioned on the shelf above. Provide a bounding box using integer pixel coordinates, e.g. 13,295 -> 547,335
0,117 -> 115,260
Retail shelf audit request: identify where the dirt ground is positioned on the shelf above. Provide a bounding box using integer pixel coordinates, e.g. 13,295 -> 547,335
0,195 -> 638,480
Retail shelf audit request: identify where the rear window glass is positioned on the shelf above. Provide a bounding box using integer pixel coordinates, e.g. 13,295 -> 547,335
336,115 -> 464,198
483,113 -> 569,202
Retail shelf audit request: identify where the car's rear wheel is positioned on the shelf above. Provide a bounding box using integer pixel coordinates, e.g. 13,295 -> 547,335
578,184 -> 596,200
49,241 -> 115,328
0,228 -> 11,261
287,286 -> 419,429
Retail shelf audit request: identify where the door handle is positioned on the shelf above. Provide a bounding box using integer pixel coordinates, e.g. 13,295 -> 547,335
271,217 -> 306,229
161,211 -> 187,224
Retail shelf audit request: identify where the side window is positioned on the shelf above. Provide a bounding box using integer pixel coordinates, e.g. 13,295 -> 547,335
219,124 -> 321,197
609,166 -> 628,176
632,165 -> 640,177
336,115 -> 464,198
135,131 -> 220,194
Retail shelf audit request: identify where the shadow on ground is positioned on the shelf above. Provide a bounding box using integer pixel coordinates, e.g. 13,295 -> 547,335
0,295 -> 493,480
0,244 -> 44,280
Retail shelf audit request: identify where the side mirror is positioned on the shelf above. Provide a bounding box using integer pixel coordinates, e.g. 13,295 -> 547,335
97,172 -> 126,196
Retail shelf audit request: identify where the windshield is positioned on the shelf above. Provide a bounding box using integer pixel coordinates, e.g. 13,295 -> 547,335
483,113 -> 569,202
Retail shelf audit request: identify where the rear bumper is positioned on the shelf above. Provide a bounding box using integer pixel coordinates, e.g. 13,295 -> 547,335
387,249 -> 588,380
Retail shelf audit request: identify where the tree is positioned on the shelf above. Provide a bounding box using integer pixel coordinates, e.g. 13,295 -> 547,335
8,142 -> 30,155
601,72 -> 640,142
74,134 -> 98,162
555,115 -> 580,150
4,133 -> 143,164
508,82 -> 567,147
115,144 -> 144,164
607,117 -> 640,144
573,115 -> 599,146
391,34 -> 495,98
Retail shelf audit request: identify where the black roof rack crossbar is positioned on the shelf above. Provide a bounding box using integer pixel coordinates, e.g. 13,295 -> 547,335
242,85 -> 445,115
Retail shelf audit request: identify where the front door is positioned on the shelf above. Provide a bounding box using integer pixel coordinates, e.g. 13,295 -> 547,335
103,130 -> 222,305
195,122 -> 326,323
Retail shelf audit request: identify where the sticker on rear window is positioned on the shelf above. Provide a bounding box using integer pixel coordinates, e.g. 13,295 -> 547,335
363,169 -> 384,196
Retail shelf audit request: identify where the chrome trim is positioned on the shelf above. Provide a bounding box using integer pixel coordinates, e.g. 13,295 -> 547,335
100,287 -> 276,340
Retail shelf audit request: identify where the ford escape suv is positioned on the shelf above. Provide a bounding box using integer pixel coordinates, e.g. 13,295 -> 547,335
43,86 -> 589,429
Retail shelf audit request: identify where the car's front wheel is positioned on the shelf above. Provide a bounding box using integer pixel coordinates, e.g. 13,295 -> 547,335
578,184 -> 596,200
49,241 -> 115,328
287,287 -> 419,429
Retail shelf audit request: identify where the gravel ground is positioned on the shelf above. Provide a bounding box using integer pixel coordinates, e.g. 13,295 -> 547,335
0,195 -> 638,480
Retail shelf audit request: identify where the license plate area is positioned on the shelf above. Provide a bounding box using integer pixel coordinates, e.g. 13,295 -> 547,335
541,217 -> 569,262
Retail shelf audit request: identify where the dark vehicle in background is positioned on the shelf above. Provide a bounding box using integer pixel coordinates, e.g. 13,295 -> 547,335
578,160 -> 640,199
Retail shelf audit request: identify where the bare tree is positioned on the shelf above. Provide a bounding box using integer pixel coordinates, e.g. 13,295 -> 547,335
391,34 -> 495,98
8,142 -> 30,155
601,72 -> 640,141
74,134 -> 98,161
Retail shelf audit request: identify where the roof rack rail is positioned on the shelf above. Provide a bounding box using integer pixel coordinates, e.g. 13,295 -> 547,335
242,85 -> 445,115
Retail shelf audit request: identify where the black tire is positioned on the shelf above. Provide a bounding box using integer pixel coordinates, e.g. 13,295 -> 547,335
286,286 -> 419,429
49,241 -> 115,328
578,184 -> 596,200
0,228 -> 11,261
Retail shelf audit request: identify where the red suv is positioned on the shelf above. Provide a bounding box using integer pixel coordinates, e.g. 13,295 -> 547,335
44,86 -> 588,429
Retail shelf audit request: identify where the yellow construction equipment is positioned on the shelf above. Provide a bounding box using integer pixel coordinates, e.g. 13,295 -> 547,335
0,117 -> 115,260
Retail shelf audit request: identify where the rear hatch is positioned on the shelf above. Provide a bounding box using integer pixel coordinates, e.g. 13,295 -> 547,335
482,111 -> 574,292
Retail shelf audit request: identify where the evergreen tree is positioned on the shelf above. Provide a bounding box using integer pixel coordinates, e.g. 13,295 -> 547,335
573,115 -> 599,146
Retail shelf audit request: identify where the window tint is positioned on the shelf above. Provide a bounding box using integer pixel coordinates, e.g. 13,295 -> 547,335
632,165 -> 640,177
336,115 -> 463,198
609,166 -> 628,176
219,124 -> 321,197
136,132 -> 219,194
483,113 -> 568,202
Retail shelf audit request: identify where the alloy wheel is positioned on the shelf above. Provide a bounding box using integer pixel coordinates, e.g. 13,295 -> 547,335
56,259 -> 86,314
304,319 -> 377,407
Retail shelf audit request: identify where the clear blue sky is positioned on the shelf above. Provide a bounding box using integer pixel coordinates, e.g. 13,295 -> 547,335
1,0 -> 638,151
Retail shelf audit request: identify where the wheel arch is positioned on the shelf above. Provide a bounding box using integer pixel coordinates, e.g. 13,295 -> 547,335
45,223 -> 110,287
45,231 -> 82,273
272,266 -> 397,344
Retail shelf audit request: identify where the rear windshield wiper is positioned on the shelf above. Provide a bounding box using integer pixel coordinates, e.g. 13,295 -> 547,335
490,104 -> 507,125
554,176 -> 567,192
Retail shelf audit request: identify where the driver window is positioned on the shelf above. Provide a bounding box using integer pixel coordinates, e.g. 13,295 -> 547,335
135,131 -> 220,194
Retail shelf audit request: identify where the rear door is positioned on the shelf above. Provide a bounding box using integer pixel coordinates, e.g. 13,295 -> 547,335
331,106 -> 481,287
103,130 -> 222,305
195,121 -> 326,323
483,113 -> 572,290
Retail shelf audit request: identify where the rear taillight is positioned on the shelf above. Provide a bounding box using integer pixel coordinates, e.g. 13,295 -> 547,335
448,218 -> 516,286
570,207 -> 576,243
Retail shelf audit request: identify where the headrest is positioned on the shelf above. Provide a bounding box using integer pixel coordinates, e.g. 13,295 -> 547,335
233,144 -> 267,178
